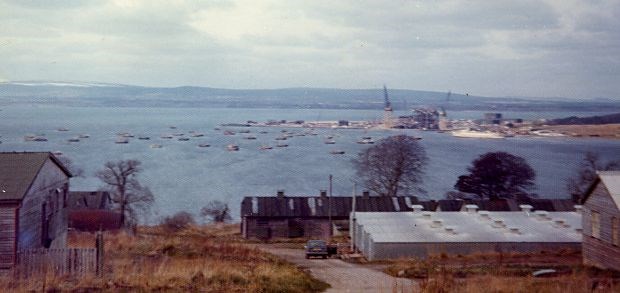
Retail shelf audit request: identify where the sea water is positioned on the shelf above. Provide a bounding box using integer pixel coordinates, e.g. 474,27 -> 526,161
1,104 -> 618,221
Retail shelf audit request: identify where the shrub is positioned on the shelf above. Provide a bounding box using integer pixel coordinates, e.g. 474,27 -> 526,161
161,211 -> 195,232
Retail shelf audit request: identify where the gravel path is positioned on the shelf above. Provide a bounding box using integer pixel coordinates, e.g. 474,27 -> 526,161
259,247 -> 417,293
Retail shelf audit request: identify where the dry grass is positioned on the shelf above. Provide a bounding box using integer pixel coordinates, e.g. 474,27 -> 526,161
383,250 -> 620,292
1,224 -> 329,292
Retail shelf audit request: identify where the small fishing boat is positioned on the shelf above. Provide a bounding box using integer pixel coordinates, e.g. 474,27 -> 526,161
138,136 -> 151,140
324,139 -> 336,144
260,145 -> 273,150
198,143 -> 211,147
227,144 -> 240,151
150,144 -> 163,148
160,134 -> 173,139
67,137 -> 80,142
330,150 -> 345,155
276,143 -> 289,148
115,138 -> 129,144
178,137 -> 190,141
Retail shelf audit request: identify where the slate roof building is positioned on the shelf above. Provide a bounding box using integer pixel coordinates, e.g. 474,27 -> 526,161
0,152 -> 72,269
240,190 -> 420,239
353,205 -> 582,260
67,191 -> 122,232
581,171 -> 620,271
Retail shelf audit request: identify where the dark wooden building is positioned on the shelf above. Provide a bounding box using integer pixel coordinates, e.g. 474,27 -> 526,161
67,191 -> 122,232
582,171 -> 620,271
240,190 -> 420,240
0,152 -> 72,269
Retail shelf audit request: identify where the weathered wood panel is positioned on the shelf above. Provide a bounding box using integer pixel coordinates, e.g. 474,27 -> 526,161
583,181 -> 620,269
15,248 -> 96,277
0,205 -> 17,268
18,158 -> 69,251
583,236 -> 620,271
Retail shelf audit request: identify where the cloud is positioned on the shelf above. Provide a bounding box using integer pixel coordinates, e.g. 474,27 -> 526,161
0,0 -> 618,98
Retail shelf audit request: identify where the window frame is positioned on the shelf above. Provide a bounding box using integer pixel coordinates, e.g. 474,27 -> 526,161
591,211 -> 601,239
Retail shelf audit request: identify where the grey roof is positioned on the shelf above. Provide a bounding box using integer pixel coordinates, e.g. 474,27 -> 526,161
68,191 -> 112,210
241,195 -> 420,218
598,171 -> 620,207
0,152 -> 72,201
354,211 -> 582,244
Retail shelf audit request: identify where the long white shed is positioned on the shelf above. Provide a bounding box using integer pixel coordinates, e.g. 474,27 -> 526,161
351,205 -> 582,260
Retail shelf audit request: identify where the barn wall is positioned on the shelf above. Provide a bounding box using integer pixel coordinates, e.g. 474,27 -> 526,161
0,204 -> 18,268
583,182 -> 620,270
368,241 -> 581,261
242,217 -> 332,239
18,159 -> 69,250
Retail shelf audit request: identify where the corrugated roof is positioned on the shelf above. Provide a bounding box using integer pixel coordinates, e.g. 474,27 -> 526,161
68,191 -> 112,210
599,171 -> 620,208
354,211 -> 582,244
0,152 -> 71,201
241,195 -> 420,217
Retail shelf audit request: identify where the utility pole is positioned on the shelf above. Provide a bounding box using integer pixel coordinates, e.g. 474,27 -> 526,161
328,174 -> 333,240
351,182 -> 357,252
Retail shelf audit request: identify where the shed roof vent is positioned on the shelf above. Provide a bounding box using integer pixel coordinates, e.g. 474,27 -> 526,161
492,219 -> 506,228
552,219 -> 569,228
431,219 -> 443,228
478,210 -> 491,219
574,205 -> 583,213
508,227 -> 521,234
534,210 -> 550,220
411,205 -> 424,212
465,204 -> 479,213
444,226 -> 457,234
519,204 -> 533,214
422,211 -> 433,219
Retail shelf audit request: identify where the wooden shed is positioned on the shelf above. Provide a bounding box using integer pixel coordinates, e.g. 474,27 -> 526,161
0,152 -> 72,269
240,190 -> 420,240
581,171 -> 620,271
67,191 -> 122,232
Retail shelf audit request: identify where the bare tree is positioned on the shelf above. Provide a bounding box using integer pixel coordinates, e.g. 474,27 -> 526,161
352,135 -> 428,197
454,152 -> 536,200
201,200 -> 232,223
567,152 -> 620,203
96,159 -> 154,227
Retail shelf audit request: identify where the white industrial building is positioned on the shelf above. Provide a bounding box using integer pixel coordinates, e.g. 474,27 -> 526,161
351,205 -> 582,260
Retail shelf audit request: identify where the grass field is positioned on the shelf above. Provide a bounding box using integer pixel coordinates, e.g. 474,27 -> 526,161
0,224 -> 329,292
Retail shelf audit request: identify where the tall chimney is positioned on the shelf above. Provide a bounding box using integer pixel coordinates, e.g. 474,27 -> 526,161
277,190 -> 285,198
362,191 -> 370,199
519,204 -> 533,215
320,190 -> 327,198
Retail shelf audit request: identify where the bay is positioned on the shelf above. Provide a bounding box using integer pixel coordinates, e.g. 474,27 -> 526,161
1,104 -> 618,221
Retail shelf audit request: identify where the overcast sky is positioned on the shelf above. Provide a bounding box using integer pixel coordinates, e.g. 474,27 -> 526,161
1,0 -> 619,99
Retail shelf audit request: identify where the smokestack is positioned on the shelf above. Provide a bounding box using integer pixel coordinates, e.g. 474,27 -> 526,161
320,190 -> 327,198
277,190 -> 285,198
574,205 -> 583,214
362,191 -> 370,199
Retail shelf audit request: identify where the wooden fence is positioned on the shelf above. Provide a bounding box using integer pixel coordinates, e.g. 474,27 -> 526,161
15,248 -> 97,277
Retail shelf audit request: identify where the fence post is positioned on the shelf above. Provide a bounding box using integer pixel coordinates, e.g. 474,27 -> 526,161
96,231 -> 104,276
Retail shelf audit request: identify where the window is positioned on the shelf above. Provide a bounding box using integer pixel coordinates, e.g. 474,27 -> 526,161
613,217 -> 619,246
592,211 -> 601,239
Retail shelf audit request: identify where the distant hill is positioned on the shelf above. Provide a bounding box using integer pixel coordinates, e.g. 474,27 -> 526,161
548,112 -> 620,125
1,81 -> 619,112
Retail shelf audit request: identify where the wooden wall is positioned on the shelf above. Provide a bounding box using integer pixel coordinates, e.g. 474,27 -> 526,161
583,181 -> 620,270
0,204 -> 18,268
242,217 -> 332,239
17,159 -> 69,251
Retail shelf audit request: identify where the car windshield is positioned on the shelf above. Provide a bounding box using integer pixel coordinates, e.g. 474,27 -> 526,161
307,240 -> 326,248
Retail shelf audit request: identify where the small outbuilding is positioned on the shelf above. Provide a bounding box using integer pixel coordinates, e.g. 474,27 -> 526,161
67,191 -> 122,232
0,152 -> 72,269
581,171 -> 620,271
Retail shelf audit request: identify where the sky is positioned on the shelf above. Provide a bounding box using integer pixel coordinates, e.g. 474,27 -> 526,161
1,0 -> 619,99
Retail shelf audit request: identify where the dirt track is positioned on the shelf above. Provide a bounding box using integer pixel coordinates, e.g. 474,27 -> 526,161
259,247 -> 416,293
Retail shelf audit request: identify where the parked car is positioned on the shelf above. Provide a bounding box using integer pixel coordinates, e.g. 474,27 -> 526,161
305,240 -> 329,259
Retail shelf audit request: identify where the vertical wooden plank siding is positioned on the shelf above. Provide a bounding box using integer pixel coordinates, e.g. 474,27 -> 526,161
583,182 -> 620,271
0,205 -> 17,268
